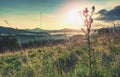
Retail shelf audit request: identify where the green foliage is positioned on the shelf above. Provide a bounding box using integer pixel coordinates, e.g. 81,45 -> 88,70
0,33 -> 120,77
54,53 -> 78,74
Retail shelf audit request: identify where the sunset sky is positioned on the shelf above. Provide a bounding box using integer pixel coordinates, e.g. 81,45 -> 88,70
0,0 -> 120,30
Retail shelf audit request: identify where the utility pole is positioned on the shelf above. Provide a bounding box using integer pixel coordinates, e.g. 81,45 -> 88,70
16,27 -> 22,49
40,12 -> 42,29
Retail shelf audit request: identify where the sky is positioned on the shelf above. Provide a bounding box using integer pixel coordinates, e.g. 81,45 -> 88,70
0,0 -> 120,30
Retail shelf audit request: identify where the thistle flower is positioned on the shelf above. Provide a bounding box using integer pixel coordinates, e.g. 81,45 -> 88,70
80,6 -> 95,77
83,8 -> 89,17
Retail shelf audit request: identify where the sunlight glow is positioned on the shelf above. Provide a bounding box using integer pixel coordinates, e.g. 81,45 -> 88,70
66,8 -> 84,28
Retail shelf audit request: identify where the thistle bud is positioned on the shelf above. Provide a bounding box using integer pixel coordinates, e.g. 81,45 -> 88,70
83,8 -> 89,14
92,6 -> 95,12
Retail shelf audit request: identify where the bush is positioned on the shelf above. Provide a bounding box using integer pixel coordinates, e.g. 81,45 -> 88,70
0,37 -> 20,53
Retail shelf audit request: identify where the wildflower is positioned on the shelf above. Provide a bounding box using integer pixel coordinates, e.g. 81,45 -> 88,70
83,8 -> 89,17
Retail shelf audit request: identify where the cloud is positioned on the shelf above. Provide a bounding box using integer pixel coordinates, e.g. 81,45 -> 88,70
96,5 -> 120,21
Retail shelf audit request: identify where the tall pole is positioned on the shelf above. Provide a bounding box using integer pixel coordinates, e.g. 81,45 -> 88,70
40,12 -> 42,29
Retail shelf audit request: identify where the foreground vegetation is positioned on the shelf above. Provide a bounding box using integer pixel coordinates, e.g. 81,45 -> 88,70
0,32 -> 120,77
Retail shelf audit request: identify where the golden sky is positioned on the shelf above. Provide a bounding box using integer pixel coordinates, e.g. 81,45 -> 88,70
0,0 -> 120,30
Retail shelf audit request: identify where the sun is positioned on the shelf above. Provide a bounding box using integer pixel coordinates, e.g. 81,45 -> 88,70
66,8 -> 84,28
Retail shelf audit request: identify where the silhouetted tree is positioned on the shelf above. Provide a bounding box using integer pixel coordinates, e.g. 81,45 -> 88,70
0,37 -> 20,53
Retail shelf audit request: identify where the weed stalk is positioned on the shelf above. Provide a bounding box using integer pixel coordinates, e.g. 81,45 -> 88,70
80,6 -> 95,77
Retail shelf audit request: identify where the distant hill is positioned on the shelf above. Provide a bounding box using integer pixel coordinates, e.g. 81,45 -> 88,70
0,26 -> 82,35
1,25 -> 119,35
48,28 -> 81,33
25,28 -> 46,32
25,27 -> 81,33
0,26 -> 48,35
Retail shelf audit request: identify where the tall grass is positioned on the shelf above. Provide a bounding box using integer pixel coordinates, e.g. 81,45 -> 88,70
0,32 -> 120,77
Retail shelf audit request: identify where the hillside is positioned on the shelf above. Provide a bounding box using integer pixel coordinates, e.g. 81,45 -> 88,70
0,32 -> 120,77
0,26 -> 81,34
25,27 -> 81,33
25,28 -> 46,32
0,26 -> 49,35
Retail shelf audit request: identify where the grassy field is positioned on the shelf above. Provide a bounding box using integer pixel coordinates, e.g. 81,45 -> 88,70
0,33 -> 120,77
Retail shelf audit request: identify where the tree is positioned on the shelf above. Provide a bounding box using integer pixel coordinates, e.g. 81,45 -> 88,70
0,37 -> 20,53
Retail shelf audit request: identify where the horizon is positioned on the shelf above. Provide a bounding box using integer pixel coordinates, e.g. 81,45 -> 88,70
0,25 -> 82,30
0,0 -> 120,30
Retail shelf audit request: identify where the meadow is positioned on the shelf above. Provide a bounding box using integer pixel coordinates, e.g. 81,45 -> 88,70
0,31 -> 120,77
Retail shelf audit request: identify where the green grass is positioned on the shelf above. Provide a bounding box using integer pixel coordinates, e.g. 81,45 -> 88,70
0,33 -> 120,77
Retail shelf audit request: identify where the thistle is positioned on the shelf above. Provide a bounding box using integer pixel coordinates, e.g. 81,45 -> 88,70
80,6 -> 95,77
